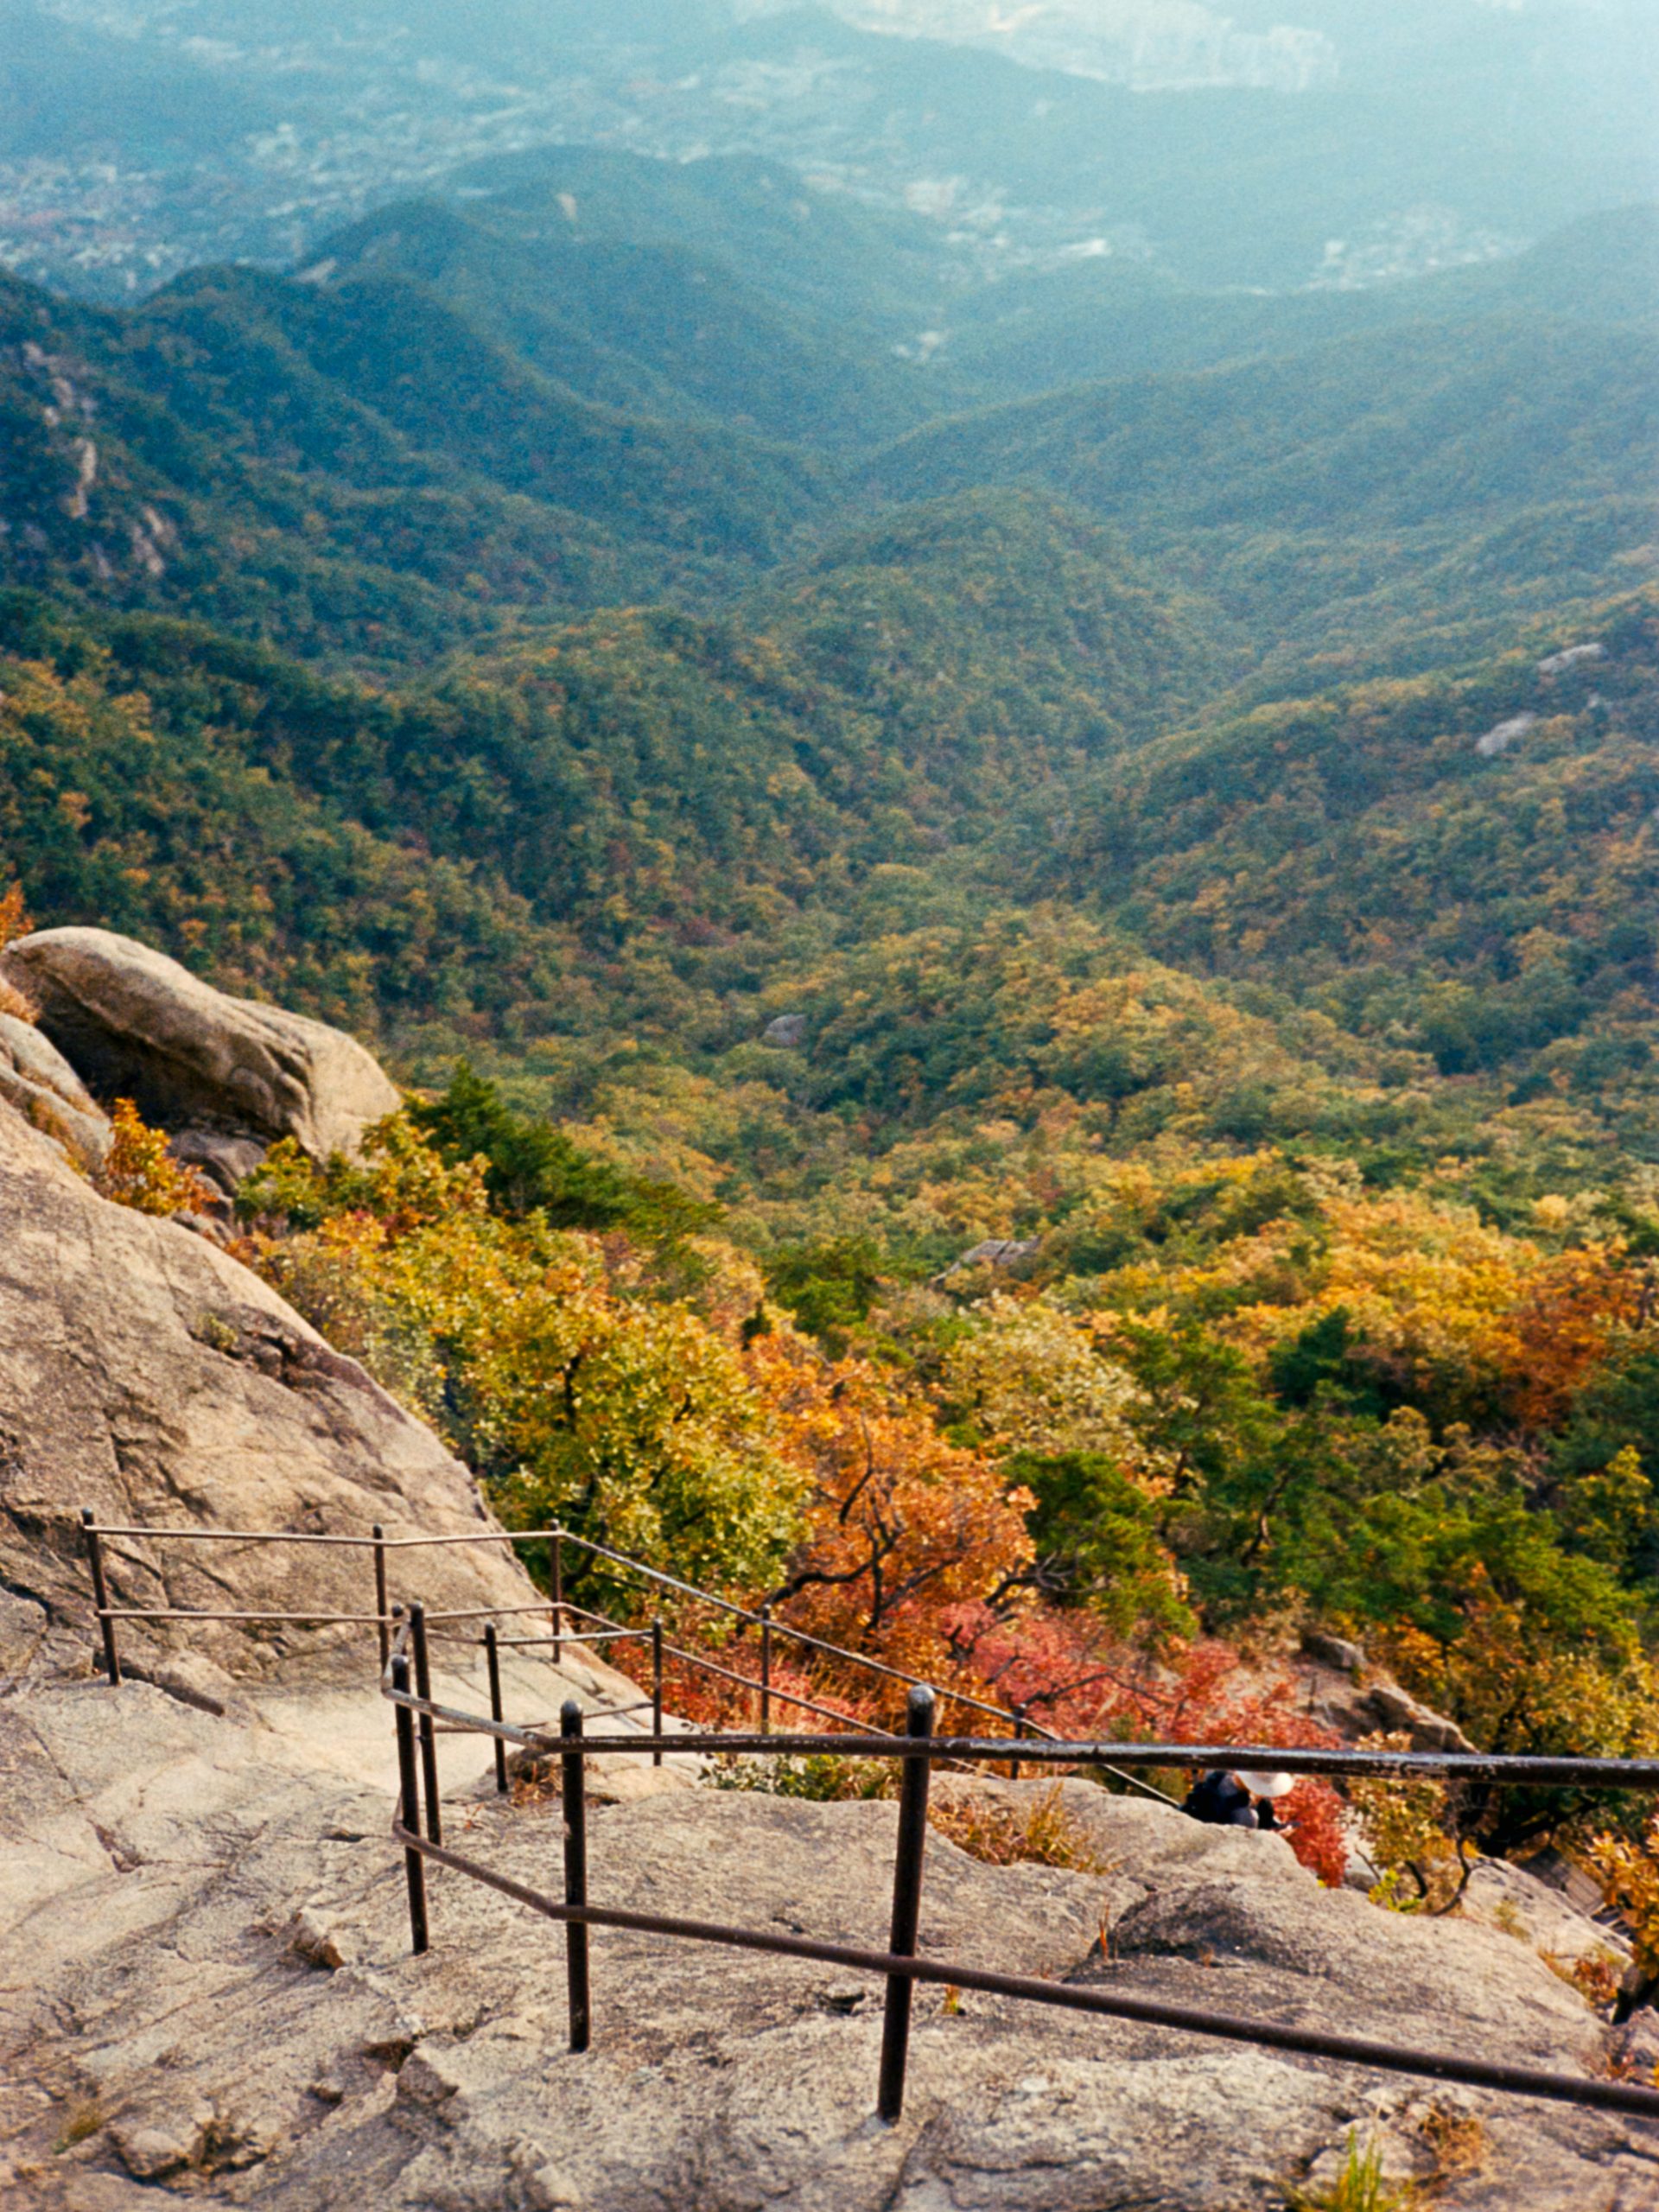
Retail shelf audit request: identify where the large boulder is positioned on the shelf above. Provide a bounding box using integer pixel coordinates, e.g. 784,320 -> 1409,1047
0,1096 -> 533,1681
0,927 -> 401,1160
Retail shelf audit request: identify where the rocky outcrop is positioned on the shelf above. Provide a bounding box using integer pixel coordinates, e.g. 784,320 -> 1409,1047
0,1007 -> 111,1170
167,1127 -> 269,1199
1462,1857 -> 1630,1979
1476,710 -> 1541,759
1300,1631 -> 1479,1755
1357,1680 -> 1478,1756
0,927 -> 401,1160
0,1719 -> 1649,2211
0,1096 -> 532,1682
1539,642 -> 1606,677
938,1236 -> 1043,1281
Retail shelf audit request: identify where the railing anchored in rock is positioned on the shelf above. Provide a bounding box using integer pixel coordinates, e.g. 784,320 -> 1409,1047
76,1508 -> 1171,1794
78,1512 -> 1659,2128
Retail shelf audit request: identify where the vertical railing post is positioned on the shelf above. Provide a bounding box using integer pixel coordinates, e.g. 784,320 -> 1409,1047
79,1508 -> 122,1686
1009,1703 -> 1027,1783
561,1700 -> 591,2053
551,1531 -> 564,1666
409,1601 -> 442,1847
484,1621 -> 509,1796
760,1603 -> 772,1736
372,1522 -> 389,1673
651,1618 -> 664,1769
391,1647 -> 429,1955
878,1685 -> 936,2124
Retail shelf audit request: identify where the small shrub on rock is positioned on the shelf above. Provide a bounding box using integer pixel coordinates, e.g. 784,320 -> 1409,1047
96,1099 -> 213,1217
928,1783 -> 1112,1873
0,877 -> 36,1020
1289,2132 -> 1421,2212
1349,1732 -> 1471,1914
710,1752 -> 895,1802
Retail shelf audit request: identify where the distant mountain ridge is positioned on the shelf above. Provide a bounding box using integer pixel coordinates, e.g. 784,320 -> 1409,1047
10,2 -> 1655,299
3,192 -> 1653,677
307,189 -> 941,450
823,0 -> 1339,91
945,206 -> 1659,401
1,161 -> 1655,1199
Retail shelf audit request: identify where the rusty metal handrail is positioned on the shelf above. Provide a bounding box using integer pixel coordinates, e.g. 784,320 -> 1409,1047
388,1819 -> 1659,2120
98,1606 -> 385,1624
381,1676 -> 1659,2129
474,1523 -> 1049,1737
90,1524 -> 386,1545
383,1667 -> 1659,1789
548,1731 -> 1659,1789
536,1560 -> 1179,1798
658,1634 -> 906,1737
79,1507 -> 1088,1784
90,1515 -> 1045,1735
76,1517 -> 1659,2131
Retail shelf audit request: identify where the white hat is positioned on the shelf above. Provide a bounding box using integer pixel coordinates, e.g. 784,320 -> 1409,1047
1235,1770 -> 1296,1799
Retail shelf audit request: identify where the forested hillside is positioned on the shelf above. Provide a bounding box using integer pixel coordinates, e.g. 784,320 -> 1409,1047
4,193 -> 1652,676
0,250 -> 830,662
874,305 -> 1657,675
1049,596 -> 1659,1128
3,176 -> 1653,1217
946,205 -> 1659,399
3,149 -> 1659,1896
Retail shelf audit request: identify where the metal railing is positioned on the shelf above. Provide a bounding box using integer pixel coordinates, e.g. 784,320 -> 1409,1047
74,1512 -> 1659,2127
381,1612 -> 1659,2126
76,1509 -> 1140,1782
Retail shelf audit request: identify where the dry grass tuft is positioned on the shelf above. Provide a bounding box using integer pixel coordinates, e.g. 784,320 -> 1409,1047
54,2101 -> 103,2153
509,1758 -> 561,1808
927,1783 -> 1113,1873
1419,2103 -> 1488,2179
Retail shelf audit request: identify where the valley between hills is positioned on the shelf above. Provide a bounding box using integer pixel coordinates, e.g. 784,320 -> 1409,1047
2,110 -> 1659,2207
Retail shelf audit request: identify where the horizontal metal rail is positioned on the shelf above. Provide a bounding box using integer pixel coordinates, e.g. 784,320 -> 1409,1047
91,1525 -> 386,1546
491,1628 -> 654,1645
381,1614 -> 1659,2132
93,1519 -> 1039,1731
658,1635 -> 904,1738
93,1519 -> 1659,1796
494,1629 -> 653,1650
83,1515 -> 1157,1811
543,1562 -> 1130,1796
79,1515 -> 1071,1771
377,1681 -> 1659,1790
422,1602 -> 582,1624
378,1604 -> 893,1745
524,1526 -> 1046,1733
548,1729 -> 1659,1789
388,1816 -> 1659,2120
100,1606 -> 385,1625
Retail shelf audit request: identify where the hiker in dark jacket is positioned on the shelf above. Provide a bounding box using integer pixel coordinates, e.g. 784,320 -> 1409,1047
1183,1769 -> 1294,1830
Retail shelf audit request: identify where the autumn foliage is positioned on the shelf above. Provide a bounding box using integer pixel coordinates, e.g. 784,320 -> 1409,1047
235,1071 -> 1659,1901
96,1098 -> 214,1216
